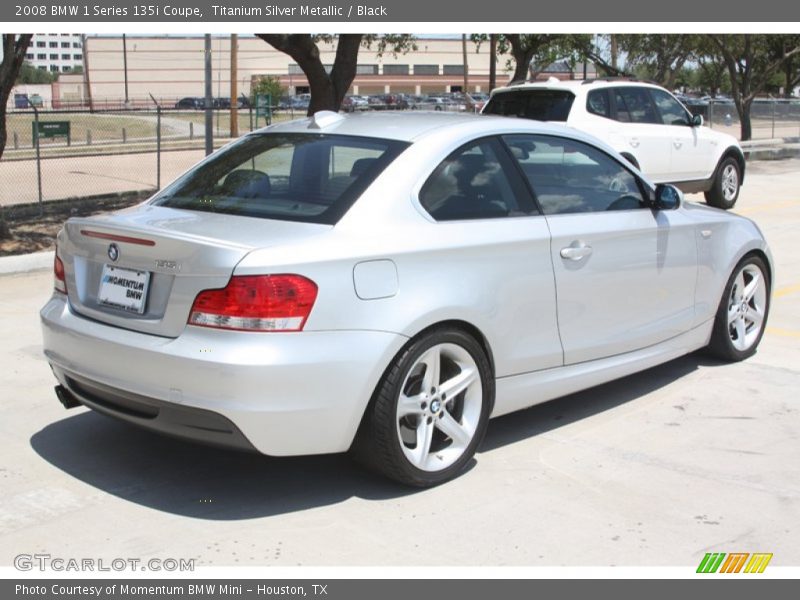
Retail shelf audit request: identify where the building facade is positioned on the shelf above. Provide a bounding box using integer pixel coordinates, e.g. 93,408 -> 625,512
24,33 -> 84,75
52,35 -> 594,108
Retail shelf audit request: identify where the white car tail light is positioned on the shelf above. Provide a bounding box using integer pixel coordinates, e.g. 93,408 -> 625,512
188,274 -> 318,332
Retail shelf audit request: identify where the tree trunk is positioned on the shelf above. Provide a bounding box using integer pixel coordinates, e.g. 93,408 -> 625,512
739,100 -> 753,141
0,34 -> 33,161
256,34 -> 362,115
510,48 -> 534,83
504,34 -> 535,83
0,102 -> 8,163
489,35 -> 497,91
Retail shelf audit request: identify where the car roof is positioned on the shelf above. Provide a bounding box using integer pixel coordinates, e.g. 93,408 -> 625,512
252,110 -> 609,145
490,78 -> 666,96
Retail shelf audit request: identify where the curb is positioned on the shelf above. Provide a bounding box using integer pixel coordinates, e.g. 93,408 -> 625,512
0,250 -> 54,275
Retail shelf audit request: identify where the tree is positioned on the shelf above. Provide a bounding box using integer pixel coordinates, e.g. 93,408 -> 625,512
767,35 -> 800,97
503,35 -> 569,82
709,34 -> 800,140
255,34 -> 416,114
17,61 -> 55,84
618,34 -> 699,89
471,34 -> 598,83
1,34 -> 33,161
251,75 -> 285,105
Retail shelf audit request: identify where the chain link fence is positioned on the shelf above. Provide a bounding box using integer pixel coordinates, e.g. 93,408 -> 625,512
0,106 -> 294,220
691,98 -> 800,140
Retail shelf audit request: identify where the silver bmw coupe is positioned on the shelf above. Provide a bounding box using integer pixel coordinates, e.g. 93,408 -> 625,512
41,111 -> 772,486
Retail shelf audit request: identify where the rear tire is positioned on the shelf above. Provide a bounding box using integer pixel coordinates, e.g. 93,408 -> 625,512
704,157 -> 741,209
707,255 -> 770,362
352,328 -> 493,487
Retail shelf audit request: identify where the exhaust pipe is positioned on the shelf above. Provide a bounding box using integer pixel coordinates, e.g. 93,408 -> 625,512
55,385 -> 81,409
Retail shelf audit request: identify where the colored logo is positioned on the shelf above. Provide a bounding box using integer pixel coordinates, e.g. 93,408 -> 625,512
108,243 -> 119,262
697,552 -> 773,573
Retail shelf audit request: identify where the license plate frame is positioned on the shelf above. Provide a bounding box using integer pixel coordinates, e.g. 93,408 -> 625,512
98,264 -> 150,315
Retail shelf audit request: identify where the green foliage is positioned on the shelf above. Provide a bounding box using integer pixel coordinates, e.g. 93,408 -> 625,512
617,35 -> 699,88
16,61 -> 55,84
314,34 -> 417,57
251,75 -> 285,104
471,34 -> 594,80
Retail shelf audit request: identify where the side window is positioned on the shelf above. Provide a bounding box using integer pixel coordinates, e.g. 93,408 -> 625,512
419,138 -> 531,221
502,134 -> 647,215
650,89 -> 691,126
586,89 -> 611,118
614,87 -> 660,124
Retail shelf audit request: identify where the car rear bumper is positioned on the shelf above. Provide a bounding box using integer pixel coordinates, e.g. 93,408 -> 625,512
41,295 -> 408,456
54,372 -> 258,452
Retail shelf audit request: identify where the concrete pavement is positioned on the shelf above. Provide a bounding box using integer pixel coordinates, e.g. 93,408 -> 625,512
0,160 -> 798,567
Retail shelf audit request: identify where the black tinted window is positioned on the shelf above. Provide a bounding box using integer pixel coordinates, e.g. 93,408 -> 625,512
587,89 -> 611,118
420,138 -> 532,221
152,134 -> 408,225
503,134 -> 646,215
614,87 -> 660,124
483,90 -> 575,121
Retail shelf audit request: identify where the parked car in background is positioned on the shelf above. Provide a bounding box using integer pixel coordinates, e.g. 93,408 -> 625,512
468,92 -> 490,112
341,95 -> 370,112
42,111 -> 771,487
175,97 -> 205,110
483,79 -> 746,209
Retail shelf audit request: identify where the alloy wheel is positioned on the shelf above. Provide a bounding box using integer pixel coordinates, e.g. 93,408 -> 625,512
395,342 -> 483,472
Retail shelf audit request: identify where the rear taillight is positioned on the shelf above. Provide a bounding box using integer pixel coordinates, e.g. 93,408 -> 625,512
188,275 -> 318,332
54,247 -> 67,295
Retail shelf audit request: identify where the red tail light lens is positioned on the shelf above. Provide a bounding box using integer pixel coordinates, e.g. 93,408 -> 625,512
54,248 -> 67,294
188,275 -> 318,332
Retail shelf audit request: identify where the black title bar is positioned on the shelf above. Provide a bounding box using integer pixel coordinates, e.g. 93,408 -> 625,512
4,0 -> 800,22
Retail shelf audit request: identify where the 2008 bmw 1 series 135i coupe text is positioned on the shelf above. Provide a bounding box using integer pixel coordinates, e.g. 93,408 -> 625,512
41,111 -> 773,487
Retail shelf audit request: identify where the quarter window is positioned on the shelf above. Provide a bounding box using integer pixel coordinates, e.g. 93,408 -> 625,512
420,139 -> 532,221
650,89 -> 691,126
503,134 -> 646,215
586,89 -> 611,118
613,87 -> 660,124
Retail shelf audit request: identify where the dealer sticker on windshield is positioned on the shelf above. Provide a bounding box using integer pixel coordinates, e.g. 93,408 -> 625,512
98,265 -> 150,314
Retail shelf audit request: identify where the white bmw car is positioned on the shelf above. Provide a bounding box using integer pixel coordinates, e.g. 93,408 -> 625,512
41,111 -> 772,486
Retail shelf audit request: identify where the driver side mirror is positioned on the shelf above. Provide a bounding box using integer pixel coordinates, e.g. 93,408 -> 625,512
691,114 -> 703,127
654,184 -> 683,210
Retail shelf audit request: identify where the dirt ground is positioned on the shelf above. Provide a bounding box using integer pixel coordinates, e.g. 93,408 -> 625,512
0,194 -> 146,256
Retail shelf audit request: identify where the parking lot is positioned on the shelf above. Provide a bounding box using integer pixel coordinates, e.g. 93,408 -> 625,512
0,158 -> 798,568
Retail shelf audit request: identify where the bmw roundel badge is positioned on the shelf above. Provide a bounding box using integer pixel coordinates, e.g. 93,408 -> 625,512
108,243 -> 119,262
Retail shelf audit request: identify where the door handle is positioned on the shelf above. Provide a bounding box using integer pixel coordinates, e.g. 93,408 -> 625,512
629,137 -> 640,148
560,242 -> 593,261
673,140 -> 683,149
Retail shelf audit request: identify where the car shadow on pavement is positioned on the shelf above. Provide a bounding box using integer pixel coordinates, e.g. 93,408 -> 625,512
30,412 -> 418,520
30,351 -> 718,520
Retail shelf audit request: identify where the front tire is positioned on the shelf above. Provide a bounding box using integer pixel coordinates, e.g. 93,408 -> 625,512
707,255 -> 770,361
705,157 -> 741,209
352,328 -> 493,487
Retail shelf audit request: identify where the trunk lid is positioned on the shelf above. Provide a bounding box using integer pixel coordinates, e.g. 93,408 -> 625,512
60,204 -> 330,337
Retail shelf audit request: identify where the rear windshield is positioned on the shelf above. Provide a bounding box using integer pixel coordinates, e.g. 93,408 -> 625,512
483,89 -> 575,122
152,133 -> 409,225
